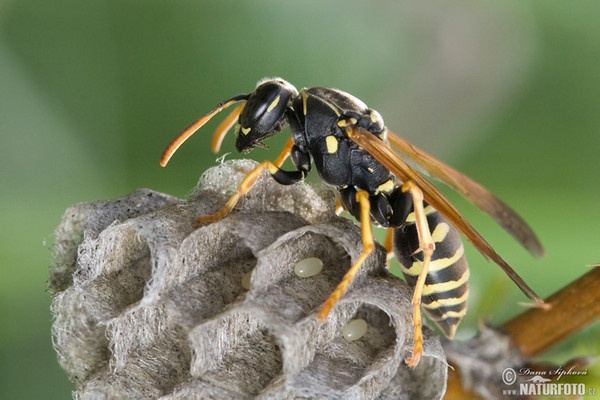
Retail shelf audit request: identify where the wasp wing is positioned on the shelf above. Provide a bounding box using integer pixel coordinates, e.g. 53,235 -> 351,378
387,130 -> 544,258
346,125 -> 543,303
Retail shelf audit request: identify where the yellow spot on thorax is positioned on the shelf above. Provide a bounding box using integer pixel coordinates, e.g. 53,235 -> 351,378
326,136 -> 338,154
375,179 -> 394,195
241,126 -> 251,135
300,90 -> 309,115
337,117 -> 358,128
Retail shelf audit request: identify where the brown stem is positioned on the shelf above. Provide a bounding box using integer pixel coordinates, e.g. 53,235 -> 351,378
444,266 -> 600,399
502,266 -> 600,358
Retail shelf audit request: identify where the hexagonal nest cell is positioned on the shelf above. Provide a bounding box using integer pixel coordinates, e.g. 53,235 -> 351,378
50,160 -> 448,399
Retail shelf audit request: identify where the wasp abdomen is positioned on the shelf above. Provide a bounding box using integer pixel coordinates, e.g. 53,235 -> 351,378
394,208 -> 469,339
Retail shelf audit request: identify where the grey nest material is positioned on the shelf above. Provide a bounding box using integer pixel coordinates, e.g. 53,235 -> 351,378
50,159 -> 447,399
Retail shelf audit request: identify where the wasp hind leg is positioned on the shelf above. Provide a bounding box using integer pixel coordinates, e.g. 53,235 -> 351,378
399,181 -> 436,367
196,139 -> 302,225
384,228 -> 395,269
317,190 -> 375,320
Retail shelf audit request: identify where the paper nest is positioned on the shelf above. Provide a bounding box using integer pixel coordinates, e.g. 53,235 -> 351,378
50,159 -> 447,399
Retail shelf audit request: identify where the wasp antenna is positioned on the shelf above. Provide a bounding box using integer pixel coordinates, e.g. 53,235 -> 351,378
211,102 -> 246,154
160,94 -> 248,167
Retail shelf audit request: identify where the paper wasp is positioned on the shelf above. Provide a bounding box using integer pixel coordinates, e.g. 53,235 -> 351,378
160,78 -> 545,366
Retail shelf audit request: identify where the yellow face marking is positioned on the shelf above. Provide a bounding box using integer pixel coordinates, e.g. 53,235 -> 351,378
326,135 -> 339,154
241,126 -> 251,135
266,94 -> 281,113
400,244 -> 465,275
422,268 -> 470,296
370,112 -> 378,123
431,222 -> 450,243
375,179 -> 394,195
404,205 -> 436,223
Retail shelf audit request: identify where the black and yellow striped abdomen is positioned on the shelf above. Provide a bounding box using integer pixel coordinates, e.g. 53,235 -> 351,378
394,205 -> 469,338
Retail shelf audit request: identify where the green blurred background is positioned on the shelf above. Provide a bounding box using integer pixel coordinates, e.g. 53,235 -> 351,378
1,1 -> 599,398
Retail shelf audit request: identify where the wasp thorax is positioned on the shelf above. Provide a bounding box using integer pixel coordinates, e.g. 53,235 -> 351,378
235,78 -> 298,153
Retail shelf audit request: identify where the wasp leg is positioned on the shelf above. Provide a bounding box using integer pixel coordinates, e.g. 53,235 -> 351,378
196,142 -> 300,225
384,228 -> 395,269
317,190 -> 375,320
401,181 -> 435,367
211,102 -> 247,153
335,197 -> 344,215
273,138 -> 294,167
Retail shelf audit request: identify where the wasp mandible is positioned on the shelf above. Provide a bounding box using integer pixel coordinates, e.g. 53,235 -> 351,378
160,78 -> 545,366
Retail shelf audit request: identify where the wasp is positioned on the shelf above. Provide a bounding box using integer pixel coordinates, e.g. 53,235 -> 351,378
160,78 -> 545,366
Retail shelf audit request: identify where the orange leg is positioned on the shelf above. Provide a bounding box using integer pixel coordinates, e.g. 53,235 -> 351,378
196,142 -> 293,225
273,138 -> 294,167
384,228 -> 395,269
335,197 -> 344,215
401,181 -> 435,367
318,190 -> 375,320
211,102 -> 246,153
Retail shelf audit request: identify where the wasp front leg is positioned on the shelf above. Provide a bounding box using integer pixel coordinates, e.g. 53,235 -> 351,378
196,139 -> 307,225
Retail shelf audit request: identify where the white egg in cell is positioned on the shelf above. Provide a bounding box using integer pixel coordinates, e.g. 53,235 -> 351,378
294,257 -> 323,278
241,270 -> 253,290
342,318 -> 368,341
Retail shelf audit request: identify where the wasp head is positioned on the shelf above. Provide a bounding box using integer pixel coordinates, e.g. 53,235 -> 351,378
235,78 -> 298,153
